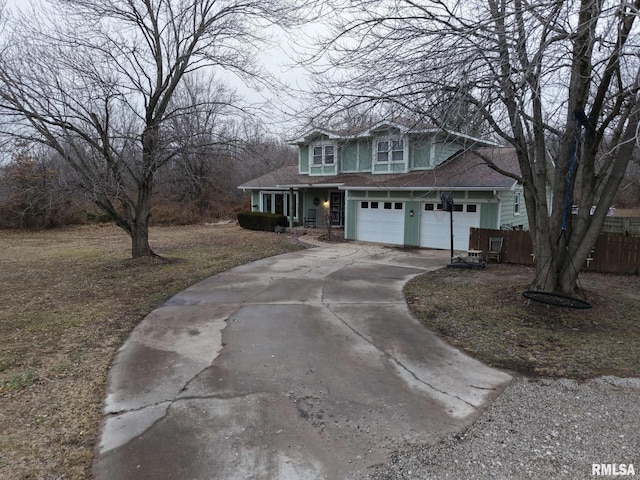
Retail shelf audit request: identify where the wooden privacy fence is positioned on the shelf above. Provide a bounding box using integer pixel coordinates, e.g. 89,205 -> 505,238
589,233 -> 640,274
469,228 -> 534,265
602,217 -> 640,236
469,228 -> 640,274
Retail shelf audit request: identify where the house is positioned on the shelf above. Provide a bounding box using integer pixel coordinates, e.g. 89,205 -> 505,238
238,119 -> 528,251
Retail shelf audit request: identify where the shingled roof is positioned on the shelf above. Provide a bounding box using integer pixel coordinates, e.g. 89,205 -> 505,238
288,118 -> 438,143
239,147 -> 521,191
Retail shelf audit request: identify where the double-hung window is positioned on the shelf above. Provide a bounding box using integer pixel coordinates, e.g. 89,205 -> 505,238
376,138 -> 404,163
313,144 -> 335,165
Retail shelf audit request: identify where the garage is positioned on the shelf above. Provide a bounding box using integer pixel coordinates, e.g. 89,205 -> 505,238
356,201 -> 405,245
420,203 -> 480,250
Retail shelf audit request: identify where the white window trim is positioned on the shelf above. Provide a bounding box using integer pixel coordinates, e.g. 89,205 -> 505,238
310,141 -> 336,166
374,136 -> 405,164
260,191 -> 298,218
514,193 -> 521,215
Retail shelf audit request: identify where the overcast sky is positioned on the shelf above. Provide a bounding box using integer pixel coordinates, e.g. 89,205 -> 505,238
2,0 -> 325,137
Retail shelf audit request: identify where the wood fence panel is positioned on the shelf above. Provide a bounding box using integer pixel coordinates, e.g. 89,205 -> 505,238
468,228 -> 534,265
602,217 -> 640,236
469,228 -> 640,274
589,234 -> 640,274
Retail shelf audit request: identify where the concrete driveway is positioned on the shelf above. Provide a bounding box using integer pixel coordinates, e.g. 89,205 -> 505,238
95,240 -> 511,479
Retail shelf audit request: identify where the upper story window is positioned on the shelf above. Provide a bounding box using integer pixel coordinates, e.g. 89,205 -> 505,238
514,193 -> 521,214
376,138 -> 404,163
312,144 -> 335,165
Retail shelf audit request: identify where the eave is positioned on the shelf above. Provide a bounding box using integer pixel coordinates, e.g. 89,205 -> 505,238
288,122 -> 502,148
340,185 -> 517,192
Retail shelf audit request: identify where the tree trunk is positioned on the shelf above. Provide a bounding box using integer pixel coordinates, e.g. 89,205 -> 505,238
131,220 -> 153,258
93,190 -> 155,259
532,232 -> 581,295
129,171 -> 156,259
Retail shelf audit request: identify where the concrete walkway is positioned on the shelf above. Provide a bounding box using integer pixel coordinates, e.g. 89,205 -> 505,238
94,239 -> 511,479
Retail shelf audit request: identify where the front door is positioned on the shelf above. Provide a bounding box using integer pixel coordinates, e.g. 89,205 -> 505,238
330,192 -> 345,226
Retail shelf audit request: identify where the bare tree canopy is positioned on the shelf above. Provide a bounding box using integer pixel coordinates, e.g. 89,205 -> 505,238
0,0 -> 308,258
310,0 -> 640,294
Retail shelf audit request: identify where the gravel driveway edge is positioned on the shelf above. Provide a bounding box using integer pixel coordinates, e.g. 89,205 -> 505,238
364,376 -> 640,479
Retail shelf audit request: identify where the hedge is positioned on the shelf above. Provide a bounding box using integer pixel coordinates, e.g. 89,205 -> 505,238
237,211 -> 288,232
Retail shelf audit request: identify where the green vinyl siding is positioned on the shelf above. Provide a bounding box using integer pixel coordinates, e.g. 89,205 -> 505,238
467,191 -> 494,201
358,139 -> 372,171
480,202 -> 499,229
299,145 -> 309,173
301,189 -> 330,228
411,137 -> 432,169
403,200 -> 421,247
309,164 -> 338,176
373,162 -> 407,174
414,192 -> 439,201
389,191 -> 407,199
345,199 -> 357,239
251,191 -> 260,211
366,191 -> 389,198
341,141 -> 358,172
390,163 -> 406,173
499,189 -> 529,230
373,163 -> 388,174
303,139 -> 378,175
432,143 -> 462,166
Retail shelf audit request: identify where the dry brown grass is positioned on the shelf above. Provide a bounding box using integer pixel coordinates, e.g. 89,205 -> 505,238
405,263 -> 640,379
0,224 -> 302,479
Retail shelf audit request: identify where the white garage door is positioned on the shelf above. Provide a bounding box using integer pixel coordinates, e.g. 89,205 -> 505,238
356,201 -> 405,245
420,203 -> 480,250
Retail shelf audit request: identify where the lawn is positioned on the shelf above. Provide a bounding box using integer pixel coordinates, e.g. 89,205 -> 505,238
0,224 -> 303,479
405,263 -> 640,379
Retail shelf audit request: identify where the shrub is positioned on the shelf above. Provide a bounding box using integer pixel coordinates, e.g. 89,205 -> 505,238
84,209 -> 113,224
237,211 -> 288,232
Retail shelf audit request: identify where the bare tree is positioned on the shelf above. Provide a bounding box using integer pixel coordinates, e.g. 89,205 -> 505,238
0,0 -> 307,258
618,153 -> 640,207
157,75 -> 245,219
235,126 -> 298,183
157,78 -> 297,219
311,0 -> 640,294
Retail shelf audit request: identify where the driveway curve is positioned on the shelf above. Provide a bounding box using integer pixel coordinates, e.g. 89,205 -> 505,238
95,240 -> 511,479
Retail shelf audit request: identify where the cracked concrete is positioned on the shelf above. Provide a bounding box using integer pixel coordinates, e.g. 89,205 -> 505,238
94,240 -> 511,479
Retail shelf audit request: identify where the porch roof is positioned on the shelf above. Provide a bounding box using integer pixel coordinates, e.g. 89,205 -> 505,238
238,147 -> 521,192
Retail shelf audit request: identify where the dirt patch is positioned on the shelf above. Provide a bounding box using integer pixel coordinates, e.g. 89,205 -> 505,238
405,263 -> 640,379
317,233 -> 348,243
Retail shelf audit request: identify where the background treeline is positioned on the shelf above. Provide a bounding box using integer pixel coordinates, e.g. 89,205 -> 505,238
2,119 -> 639,231
0,132 -> 295,229
2,137 -> 639,230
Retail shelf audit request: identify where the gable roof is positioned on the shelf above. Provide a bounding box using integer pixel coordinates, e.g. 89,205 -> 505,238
239,147 -> 521,191
288,118 -> 434,144
289,118 -> 498,148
